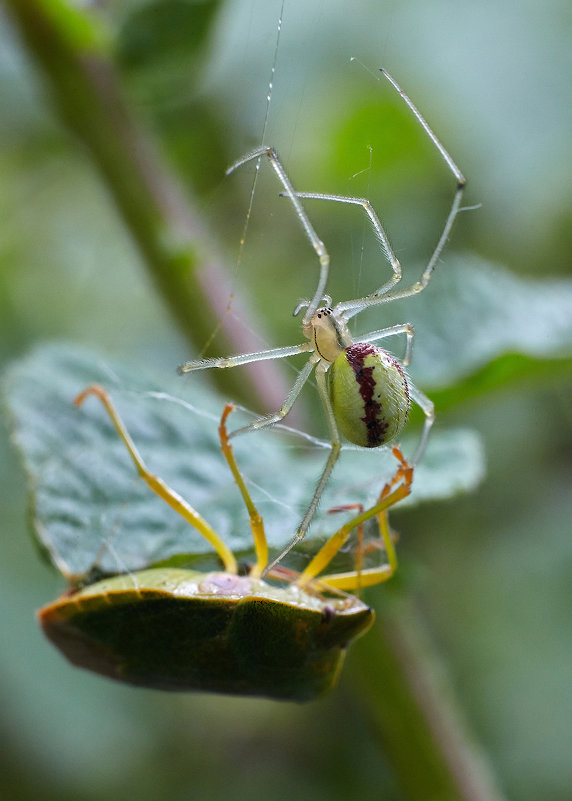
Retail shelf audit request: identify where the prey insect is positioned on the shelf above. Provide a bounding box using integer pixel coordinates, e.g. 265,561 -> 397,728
39,385 -> 412,701
178,69 -> 465,570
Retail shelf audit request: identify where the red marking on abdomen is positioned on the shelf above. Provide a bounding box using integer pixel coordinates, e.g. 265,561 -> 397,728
345,343 -> 388,447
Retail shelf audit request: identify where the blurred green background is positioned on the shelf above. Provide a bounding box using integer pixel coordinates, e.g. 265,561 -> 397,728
1,1 -> 572,800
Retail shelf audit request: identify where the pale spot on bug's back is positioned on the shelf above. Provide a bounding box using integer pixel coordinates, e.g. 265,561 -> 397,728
199,573 -> 253,596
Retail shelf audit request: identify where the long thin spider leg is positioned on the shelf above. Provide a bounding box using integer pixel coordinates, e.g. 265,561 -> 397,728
227,146 -> 330,325
299,70 -> 465,318
178,342 -> 312,374
356,175 -> 464,308
380,69 -> 465,186
75,385 -> 238,574
229,354 -> 318,439
299,484 -> 408,587
263,361 -> 342,574
359,323 -> 414,365
288,191 -> 402,300
407,381 -> 435,466
353,69 -> 466,307
291,171 -> 463,314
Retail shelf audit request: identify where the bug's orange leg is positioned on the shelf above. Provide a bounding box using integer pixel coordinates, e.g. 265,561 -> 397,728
218,403 -> 268,577
75,385 -> 238,574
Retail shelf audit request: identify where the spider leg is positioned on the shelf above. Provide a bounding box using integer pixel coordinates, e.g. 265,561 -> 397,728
380,68 -> 465,185
263,360 -> 342,573
229,353 -> 318,439
407,380 -> 435,466
366,69 -> 466,306
298,445 -> 413,589
356,172 -> 464,308
294,69 -> 466,319
291,172 -> 463,316
178,342 -> 312,373
290,191 -> 402,305
359,323 -> 415,365
227,146 -> 330,326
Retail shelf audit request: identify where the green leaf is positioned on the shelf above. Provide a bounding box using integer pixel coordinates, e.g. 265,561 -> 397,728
430,352 -> 572,411
3,343 -> 484,580
395,255 -> 572,393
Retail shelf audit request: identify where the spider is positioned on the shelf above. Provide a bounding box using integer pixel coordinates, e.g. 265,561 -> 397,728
178,69 -> 465,570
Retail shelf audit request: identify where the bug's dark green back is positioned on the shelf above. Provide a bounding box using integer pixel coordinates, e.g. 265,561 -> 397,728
39,569 -> 374,702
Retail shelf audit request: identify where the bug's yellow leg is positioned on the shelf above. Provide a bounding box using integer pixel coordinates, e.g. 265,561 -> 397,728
297,446 -> 412,589
218,403 -> 268,577
328,502 -> 365,594
319,507 -> 398,590
75,385 -> 238,574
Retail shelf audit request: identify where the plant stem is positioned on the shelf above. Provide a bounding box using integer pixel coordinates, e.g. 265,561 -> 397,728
347,586 -> 507,801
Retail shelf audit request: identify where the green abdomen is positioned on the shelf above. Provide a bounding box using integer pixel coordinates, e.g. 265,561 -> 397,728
329,343 -> 410,448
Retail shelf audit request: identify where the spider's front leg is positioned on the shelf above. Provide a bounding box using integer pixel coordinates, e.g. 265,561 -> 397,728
178,342 -> 311,373
290,69 -> 466,318
227,146 -> 331,324
178,342 -> 317,439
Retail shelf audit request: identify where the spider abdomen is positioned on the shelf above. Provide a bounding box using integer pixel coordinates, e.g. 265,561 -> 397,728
329,343 -> 410,448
